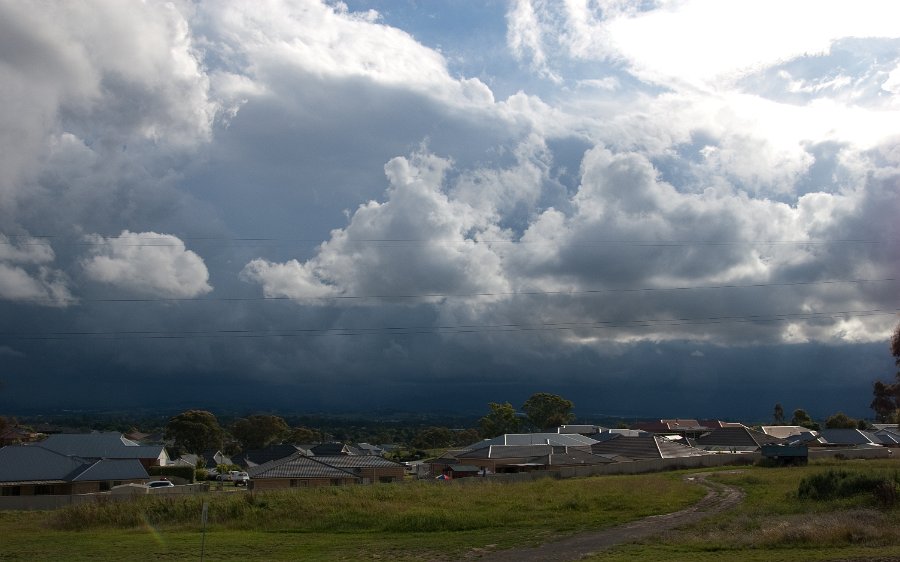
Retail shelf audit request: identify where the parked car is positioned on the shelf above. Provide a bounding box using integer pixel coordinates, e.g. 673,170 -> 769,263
232,471 -> 249,486
215,470 -> 234,481
147,480 -> 175,488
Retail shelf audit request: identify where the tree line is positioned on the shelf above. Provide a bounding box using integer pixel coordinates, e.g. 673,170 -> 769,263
162,391 -> 576,458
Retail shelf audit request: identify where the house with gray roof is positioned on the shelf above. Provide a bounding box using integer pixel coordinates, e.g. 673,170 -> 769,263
174,449 -> 232,470
816,429 -> 883,447
246,452 -> 405,489
248,453 -> 361,490
309,455 -> 405,483
589,431 -> 709,460
436,442 -> 616,475
690,426 -> 784,452
872,428 -> 900,446
234,443 -> 312,468
37,432 -> 169,468
0,445 -> 149,496
466,433 -> 598,451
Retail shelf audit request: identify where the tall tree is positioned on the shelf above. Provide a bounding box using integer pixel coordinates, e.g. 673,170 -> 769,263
892,322 -> 900,371
871,381 -> 896,423
410,426 -> 454,450
479,402 -> 522,438
287,426 -> 322,444
773,403 -> 785,425
164,410 -> 224,454
791,408 -> 819,430
522,392 -> 575,430
825,412 -> 857,429
231,415 -> 289,450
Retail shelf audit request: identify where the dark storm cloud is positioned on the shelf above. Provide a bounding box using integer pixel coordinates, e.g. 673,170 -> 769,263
1,0 -> 898,417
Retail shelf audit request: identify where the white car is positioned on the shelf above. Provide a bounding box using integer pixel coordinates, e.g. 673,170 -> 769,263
147,480 -> 175,489
231,471 -> 249,486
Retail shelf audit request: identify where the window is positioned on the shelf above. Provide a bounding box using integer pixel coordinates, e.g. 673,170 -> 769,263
99,481 -> 111,491
1,486 -> 20,496
34,485 -> 53,495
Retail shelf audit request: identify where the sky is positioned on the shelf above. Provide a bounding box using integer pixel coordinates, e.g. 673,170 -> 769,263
1,0 -> 898,421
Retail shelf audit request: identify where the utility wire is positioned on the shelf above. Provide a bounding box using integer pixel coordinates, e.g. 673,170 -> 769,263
1,277 -> 895,304
0,233 -> 888,248
4,307 -> 897,341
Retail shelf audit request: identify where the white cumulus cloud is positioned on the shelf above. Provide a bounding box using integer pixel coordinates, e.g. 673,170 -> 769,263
82,231 -> 212,298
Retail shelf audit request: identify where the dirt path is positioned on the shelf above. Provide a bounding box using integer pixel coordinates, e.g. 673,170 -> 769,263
467,471 -> 744,561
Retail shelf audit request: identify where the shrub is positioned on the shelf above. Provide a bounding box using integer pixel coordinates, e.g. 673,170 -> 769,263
873,480 -> 898,509
798,469 -> 900,502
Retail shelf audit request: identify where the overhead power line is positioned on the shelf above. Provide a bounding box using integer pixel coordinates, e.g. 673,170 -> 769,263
2,277 -> 896,305
4,307 -> 897,341
0,233 -> 889,248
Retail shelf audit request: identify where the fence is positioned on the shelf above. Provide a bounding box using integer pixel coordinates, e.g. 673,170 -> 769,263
0,483 -> 210,511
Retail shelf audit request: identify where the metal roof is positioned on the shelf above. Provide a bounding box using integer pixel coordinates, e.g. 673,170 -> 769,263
247,453 -> 361,480
310,455 -> 404,469
73,459 -> 149,482
590,433 -> 708,460
38,432 -> 166,461
693,427 -> 783,448
465,433 -> 597,452
0,445 -> 148,483
0,445 -> 87,482
817,429 -> 880,446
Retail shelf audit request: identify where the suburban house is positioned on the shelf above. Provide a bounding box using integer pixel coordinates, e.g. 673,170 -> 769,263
431,432 -> 612,475
631,419 -> 712,438
309,442 -> 362,456
246,452 -> 404,488
815,429 -> 884,448
354,442 -> 385,456
445,444 -> 616,474
247,453 -> 362,489
440,464 -> 481,479
556,425 -> 606,436
307,455 -> 406,483
689,426 -> 785,452
872,428 -> 900,446
36,432 -> 169,469
589,430 -> 709,460
234,444 -> 313,468
0,445 -> 149,496
174,449 -> 233,470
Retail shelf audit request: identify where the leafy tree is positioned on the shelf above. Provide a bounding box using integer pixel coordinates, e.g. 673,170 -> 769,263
287,426 -> 322,444
453,428 -> 481,447
522,392 -> 575,430
892,322 -> 900,370
410,426 -> 455,450
231,415 -> 289,450
479,402 -> 521,438
825,412 -> 858,429
871,381 -> 896,422
773,403 -> 785,425
869,323 -> 900,425
791,408 -> 820,430
164,410 -> 224,454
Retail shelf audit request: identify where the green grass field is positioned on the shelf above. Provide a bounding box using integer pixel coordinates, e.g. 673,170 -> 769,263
3,459 -> 900,561
589,458 -> 900,562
